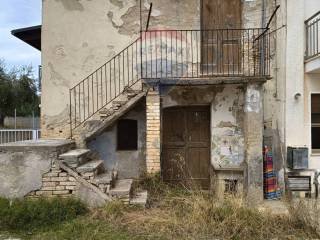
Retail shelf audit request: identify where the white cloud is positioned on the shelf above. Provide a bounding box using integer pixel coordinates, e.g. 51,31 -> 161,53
0,0 -> 41,74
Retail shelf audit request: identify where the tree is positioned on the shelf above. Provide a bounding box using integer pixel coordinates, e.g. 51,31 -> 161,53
0,60 -> 40,126
0,61 -> 14,125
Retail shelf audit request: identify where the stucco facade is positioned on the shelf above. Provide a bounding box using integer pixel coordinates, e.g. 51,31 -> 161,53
36,0 -> 279,201
269,0 -> 320,196
3,0 -> 320,203
41,0 -> 275,138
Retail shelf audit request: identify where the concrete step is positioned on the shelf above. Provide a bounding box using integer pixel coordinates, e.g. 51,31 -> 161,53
99,109 -> 114,118
112,101 -> 126,107
123,86 -> 141,94
130,190 -> 148,207
124,88 -> 141,99
125,89 -> 141,94
93,172 -> 114,194
112,105 -> 121,111
84,91 -> 146,142
93,172 -> 113,185
110,179 -> 133,198
59,149 -> 91,168
112,101 -> 126,110
76,159 -> 105,174
126,92 -> 138,99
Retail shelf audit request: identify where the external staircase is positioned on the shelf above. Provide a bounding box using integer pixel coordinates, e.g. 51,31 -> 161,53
78,86 -> 147,144
59,148 -> 147,206
64,38 -> 149,206
65,29 -> 271,206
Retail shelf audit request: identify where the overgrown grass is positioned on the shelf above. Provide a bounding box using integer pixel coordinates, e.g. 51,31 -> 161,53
0,197 -> 87,231
289,198 -> 320,235
100,194 -> 318,240
98,173 -> 320,240
1,175 -> 320,240
21,217 -> 145,240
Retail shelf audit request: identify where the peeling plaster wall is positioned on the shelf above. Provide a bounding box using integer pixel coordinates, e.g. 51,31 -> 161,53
0,151 -> 52,199
0,140 -> 74,199
42,0 -> 135,138
211,86 -> 245,169
41,0 -> 200,138
41,0 -> 271,139
87,101 -> 146,179
161,85 -> 245,170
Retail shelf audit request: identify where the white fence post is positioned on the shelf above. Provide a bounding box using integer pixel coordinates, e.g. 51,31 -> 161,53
0,129 -> 41,144
32,130 -> 37,140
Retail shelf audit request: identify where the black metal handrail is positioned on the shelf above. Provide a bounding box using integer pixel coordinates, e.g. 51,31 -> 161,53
140,28 -> 270,79
306,11 -> 320,60
69,28 -> 270,135
69,37 -> 142,135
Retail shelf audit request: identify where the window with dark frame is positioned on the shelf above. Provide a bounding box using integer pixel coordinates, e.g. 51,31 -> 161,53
117,119 -> 138,150
312,94 -> 320,151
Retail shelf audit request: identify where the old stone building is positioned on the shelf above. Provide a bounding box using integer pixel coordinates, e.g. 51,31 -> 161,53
6,0 -> 320,205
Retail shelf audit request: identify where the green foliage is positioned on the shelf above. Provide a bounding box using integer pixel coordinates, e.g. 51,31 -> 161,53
0,197 -> 87,231
22,217 -> 145,240
0,60 -> 40,124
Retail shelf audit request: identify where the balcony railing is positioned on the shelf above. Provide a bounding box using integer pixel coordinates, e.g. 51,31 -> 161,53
306,11 -> 320,60
69,28 -> 270,133
141,28 -> 270,78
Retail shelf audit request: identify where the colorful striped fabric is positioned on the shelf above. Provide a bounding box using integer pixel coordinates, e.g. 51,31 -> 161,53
263,147 -> 279,199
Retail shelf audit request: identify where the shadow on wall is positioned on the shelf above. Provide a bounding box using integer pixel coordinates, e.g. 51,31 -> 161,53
87,100 -> 146,179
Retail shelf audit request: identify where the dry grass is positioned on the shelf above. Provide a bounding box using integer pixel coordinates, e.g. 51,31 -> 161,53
2,175 -> 319,240
92,174 -> 320,240
289,198 -> 320,236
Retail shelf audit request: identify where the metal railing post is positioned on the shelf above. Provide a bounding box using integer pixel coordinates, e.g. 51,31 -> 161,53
69,89 -> 73,139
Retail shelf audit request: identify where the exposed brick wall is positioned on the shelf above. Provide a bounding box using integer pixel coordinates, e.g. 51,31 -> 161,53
27,163 -> 76,198
146,89 -> 161,173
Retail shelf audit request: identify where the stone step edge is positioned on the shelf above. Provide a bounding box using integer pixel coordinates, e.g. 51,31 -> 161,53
59,149 -> 91,159
129,190 -> 148,206
76,160 -> 104,174
84,91 -> 147,142
110,179 -> 133,198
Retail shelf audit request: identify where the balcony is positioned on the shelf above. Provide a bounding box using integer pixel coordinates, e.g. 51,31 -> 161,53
305,11 -> 320,73
69,28 -> 271,131
140,28 -> 271,82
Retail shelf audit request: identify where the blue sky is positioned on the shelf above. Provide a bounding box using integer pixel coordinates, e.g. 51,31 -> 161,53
0,0 -> 41,74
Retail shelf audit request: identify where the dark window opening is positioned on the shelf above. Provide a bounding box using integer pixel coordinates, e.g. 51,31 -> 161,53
224,179 -> 238,194
312,94 -> 320,150
117,119 -> 138,150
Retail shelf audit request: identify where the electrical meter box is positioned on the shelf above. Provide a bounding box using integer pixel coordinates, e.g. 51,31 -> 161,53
287,147 -> 308,170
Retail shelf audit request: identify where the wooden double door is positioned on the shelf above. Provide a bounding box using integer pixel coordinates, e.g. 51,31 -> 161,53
162,106 -> 210,189
201,0 -> 242,75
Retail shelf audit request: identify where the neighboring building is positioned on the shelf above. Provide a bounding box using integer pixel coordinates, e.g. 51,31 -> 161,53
279,0 -> 320,196
7,0 -> 320,204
